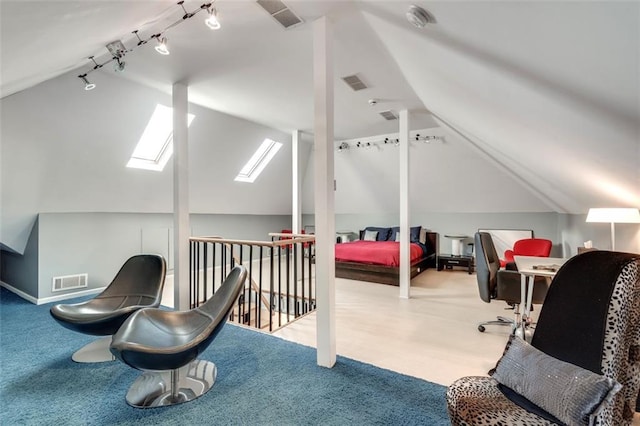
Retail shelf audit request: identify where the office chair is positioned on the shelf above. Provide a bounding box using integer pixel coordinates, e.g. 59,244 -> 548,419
502,238 -> 552,269
475,232 -> 548,333
447,251 -> 640,425
50,254 -> 166,362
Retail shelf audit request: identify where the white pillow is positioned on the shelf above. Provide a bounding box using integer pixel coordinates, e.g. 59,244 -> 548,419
363,230 -> 378,241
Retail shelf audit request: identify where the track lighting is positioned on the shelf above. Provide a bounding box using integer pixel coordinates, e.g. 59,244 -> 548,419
78,2 -> 221,91
154,36 -> 170,55
205,7 -> 220,30
337,142 -> 349,152
79,74 -> 96,91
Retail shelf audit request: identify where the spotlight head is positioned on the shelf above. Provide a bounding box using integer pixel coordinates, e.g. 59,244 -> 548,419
205,7 -> 220,30
154,36 -> 170,55
79,74 -> 96,91
114,58 -> 126,72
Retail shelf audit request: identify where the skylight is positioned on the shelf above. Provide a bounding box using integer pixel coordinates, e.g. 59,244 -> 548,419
127,104 -> 195,171
235,138 -> 282,183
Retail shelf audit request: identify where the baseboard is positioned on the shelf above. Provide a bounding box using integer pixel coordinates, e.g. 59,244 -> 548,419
0,281 -> 105,305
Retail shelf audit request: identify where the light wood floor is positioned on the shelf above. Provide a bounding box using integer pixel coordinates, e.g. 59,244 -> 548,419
273,268 -> 516,386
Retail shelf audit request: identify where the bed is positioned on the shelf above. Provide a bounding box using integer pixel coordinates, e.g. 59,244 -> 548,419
335,226 -> 438,286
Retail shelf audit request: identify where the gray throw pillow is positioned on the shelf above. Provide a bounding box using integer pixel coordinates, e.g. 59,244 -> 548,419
363,230 -> 378,241
491,336 -> 621,426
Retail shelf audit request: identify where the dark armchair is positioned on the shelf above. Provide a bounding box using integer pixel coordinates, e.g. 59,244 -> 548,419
110,265 -> 247,408
447,251 -> 640,425
50,254 -> 166,362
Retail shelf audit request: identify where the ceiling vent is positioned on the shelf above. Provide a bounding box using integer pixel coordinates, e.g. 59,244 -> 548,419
257,0 -> 304,29
379,110 -> 398,121
342,74 -> 367,91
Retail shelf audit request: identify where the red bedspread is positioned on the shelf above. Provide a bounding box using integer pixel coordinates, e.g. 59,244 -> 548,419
334,241 -> 424,267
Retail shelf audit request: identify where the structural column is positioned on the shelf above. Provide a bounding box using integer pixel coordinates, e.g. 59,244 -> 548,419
313,16 -> 336,368
292,130 -> 302,234
173,83 -> 190,311
399,110 -> 411,298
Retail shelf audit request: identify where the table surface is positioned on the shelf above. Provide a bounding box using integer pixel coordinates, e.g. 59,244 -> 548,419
513,255 -> 568,277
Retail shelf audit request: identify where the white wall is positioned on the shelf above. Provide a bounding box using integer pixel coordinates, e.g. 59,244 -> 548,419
1,70 -> 298,254
302,127 -> 553,214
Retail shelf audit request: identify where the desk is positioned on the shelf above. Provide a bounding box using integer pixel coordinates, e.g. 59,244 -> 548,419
513,255 -> 567,338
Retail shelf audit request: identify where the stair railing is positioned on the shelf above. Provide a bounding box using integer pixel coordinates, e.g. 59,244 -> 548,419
189,233 -> 315,332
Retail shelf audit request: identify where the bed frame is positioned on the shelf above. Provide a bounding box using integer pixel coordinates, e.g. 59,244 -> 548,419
335,231 -> 439,286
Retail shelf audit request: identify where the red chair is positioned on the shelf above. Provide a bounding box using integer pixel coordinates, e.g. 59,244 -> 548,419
279,229 -> 308,249
501,238 -> 552,268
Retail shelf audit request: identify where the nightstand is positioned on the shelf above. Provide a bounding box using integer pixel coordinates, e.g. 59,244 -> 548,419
437,254 -> 474,274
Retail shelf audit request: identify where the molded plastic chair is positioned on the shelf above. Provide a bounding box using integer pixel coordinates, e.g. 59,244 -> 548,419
50,254 -> 166,363
447,251 -> 640,425
475,232 -> 548,333
502,238 -> 552,268
110,265 -> 247,408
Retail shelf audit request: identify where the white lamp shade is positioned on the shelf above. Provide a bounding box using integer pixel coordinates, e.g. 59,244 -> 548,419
586,208 -> 640,223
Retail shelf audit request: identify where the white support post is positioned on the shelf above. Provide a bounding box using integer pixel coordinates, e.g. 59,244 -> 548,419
399,110 -> 411,298
173,83 -> 190,311
292,130 -> 302,234
313,16 -> 336,368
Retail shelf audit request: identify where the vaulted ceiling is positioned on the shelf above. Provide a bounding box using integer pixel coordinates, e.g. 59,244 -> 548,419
1,0 -> 638,215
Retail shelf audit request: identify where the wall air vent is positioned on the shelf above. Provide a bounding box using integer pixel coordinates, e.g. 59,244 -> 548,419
257,0 -> 304,29
342,74 -> 367,91
379,110 -> 398,121
52,273 -> 88,292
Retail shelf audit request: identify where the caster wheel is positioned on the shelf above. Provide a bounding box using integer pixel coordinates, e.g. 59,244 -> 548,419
478,325 -> 485,332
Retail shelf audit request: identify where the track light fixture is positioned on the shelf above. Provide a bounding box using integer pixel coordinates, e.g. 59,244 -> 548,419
205,7 -> 221,30
154,36 -> 170,55
79,74 -> 96,91
114,57 -> 126,72
336,132 -> 443,153
77,1 -> 220,91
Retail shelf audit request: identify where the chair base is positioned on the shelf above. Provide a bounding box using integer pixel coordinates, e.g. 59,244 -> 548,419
72,336 -> 115,363
477,315 -> 514,333
125,359 -> 217,408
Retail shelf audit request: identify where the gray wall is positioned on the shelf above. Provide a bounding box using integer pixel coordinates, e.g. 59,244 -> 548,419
1,70 -> 298,255
1,217 -> 39,297
2,212 -> 291,302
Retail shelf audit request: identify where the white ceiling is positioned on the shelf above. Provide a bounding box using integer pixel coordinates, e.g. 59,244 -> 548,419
1,0 -> 638,214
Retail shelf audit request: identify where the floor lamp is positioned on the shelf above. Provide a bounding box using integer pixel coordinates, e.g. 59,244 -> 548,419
586,208 -> 640,250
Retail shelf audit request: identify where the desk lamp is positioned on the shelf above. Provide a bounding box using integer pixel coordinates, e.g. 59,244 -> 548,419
586,208 -> 640,250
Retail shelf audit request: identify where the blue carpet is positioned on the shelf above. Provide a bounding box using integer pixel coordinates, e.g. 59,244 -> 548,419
0,288 -> 449,425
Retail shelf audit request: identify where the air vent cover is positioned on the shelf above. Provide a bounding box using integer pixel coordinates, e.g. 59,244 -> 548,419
379,110 -> 398,120
342,74 -> 367,91
52,273 -> 88,292
257,0 -> 304,29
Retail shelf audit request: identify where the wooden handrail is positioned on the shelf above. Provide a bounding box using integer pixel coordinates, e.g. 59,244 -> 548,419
190,235 -> 315,247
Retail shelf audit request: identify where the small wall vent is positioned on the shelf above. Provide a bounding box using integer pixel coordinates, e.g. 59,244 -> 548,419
257,0 -> 304,29
52,273 -> 88,292
342,74 -> 367,91
379,110 -> 398,120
